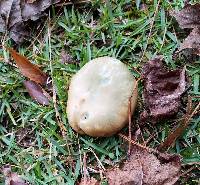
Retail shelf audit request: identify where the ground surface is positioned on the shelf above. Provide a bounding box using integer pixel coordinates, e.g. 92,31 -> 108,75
0,0 -> 199,184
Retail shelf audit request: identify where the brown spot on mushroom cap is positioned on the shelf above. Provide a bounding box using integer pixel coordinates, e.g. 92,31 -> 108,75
67,56 -> 138,137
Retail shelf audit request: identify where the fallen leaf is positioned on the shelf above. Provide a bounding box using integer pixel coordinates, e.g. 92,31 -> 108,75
78,177 -> 99,185
170,4 -> 200,55
140,58 -> 186,122
23,80 -> 50,105
179,28 -> 200,55
0,0 -> 91,43
6,47 -> 48,85
0,0 -> 61,43
2,165 -> 28,185
105,146 -> 181,185
170,4 -> 200,29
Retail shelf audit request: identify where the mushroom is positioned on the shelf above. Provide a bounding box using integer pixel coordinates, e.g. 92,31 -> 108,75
67,56 -> 138,137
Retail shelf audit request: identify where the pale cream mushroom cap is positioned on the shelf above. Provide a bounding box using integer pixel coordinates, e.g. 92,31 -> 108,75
67,56 -> 138,137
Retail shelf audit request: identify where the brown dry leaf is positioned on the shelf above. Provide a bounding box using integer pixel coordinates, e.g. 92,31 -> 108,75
23,80 -> 50,105
170,4 -> 200,55
179,28 -> 200,55
78,177 -> 99,185
105,146 -> 181,185
0,0 -> 91,43
170,4 -> 200,29
0,0 -> 61,43
6,47 -> 48,85
2,165 -> 28,185
140,58 -> 186,122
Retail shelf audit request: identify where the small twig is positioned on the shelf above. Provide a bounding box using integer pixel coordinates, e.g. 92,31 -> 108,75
27,0 -> 72,50
144,126 -> 169,145
78,136 -> 83,175
180,166 -> 195,177
158,99 -> 200,151
27,23 -> 47,51
128,78 -> 140,155
118,133 -> 160,155
2,34 -> 15,65
83,152 -> 87,185
49,142 -> 52,162
140,0 -> 161,62
159,26 -> 167,52
191,96 -> 200,99
41,87 -> 52,100
132,66 -> 141,76
52,85 -> 68,135
56,0 -> 91,6
88,148 -> 106,171
128,98 -> 132,156
47,14 -> 71,155
127,78 -> 140,154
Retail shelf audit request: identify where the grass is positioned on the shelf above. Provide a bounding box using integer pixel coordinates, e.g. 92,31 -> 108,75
0,0 -> 199,184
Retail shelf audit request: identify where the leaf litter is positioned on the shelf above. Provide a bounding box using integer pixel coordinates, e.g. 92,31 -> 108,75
140,57 -> 186,122
170,4 -> 200,29
0,0 -> 61,43
170,4 -> 200,55
0,0 -> 91,43
105,146 -> 181,185
6,47 -> 50,106
1,2 -> 199,185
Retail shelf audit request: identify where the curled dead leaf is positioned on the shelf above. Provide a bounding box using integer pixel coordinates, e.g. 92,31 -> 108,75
170,4 -> 200,29
0,0 -> 91,43
171,4 -> 200,55
179,27 -> 200,55
140,58 -> 186,122
6,47 -> 48,85
0,0 -> 61,43
23,80 -> 50,106
105,146 -> 181,185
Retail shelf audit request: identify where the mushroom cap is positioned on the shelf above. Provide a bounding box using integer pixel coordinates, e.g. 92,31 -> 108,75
67,56 -> 138,137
